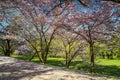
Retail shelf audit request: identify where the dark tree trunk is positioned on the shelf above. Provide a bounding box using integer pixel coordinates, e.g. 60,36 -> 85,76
4,40 -> 11,56
42,53 -> 47,64
66,60 -> 72,68
110,51 -> 113,59
66,63 -> 70,68
89,42 -> 95,74
29,53 -> 36,61
41,52 -> 45,64
106,52 -> 110,59
101,52 -> 105,59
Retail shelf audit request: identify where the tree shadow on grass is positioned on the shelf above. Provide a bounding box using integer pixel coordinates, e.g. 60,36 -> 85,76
95,65 -> 120,78
46,59 -> 65,67
12,55 -> 30,61
70,60 -> 120,78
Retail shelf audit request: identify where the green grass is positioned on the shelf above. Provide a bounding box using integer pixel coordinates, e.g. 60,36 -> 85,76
95,59 -> 120,78
11,54 -> 30,60
2,54 -> 120,79
96,59 -> 120,66
0,52 -> 4,56
46,58 -> 65,67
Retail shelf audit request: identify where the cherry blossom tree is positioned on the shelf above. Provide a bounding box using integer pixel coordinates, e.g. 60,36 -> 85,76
0,23 -> 21,56
56,28 -> 86,68
55,2 -> 119,73
14,12 -> 59,64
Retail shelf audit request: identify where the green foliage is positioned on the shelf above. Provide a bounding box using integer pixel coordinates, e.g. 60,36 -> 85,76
0,52 -> 4,56
93,39 -> 120,59
49,38 -> 63,57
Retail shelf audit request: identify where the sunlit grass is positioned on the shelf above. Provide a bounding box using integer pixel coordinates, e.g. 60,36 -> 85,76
96,59 -> 120,67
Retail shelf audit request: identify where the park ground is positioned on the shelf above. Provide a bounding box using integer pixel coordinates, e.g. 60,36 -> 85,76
0,56 -> 106,80
0,54 -> 120,80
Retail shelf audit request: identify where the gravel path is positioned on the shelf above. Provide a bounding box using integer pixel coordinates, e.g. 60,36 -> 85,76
0,56 -> 107,80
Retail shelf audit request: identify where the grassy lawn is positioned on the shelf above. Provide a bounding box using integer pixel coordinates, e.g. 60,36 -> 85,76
0,52 -> 4,56
1,54 -> 120,79
95,59 -> 120,78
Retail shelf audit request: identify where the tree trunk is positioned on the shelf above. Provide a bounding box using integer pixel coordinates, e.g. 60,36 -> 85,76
89,42 -> 95,74
41,52 -> 45,64
43,46 -> 50,64
66,60 -> 72,68
66,63 -> 70,68
102,52 -> 105,59
43,53 -> 47,64
29,53 -> 36,61
4,40 -> 11,56
106,52 -> 110,59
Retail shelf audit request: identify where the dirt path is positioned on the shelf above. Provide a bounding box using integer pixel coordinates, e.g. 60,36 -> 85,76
0,56 -> 107,80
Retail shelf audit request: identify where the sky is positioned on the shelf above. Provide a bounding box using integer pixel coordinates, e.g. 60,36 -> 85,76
0,9 -> 21,30
0,21 -> 9,30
